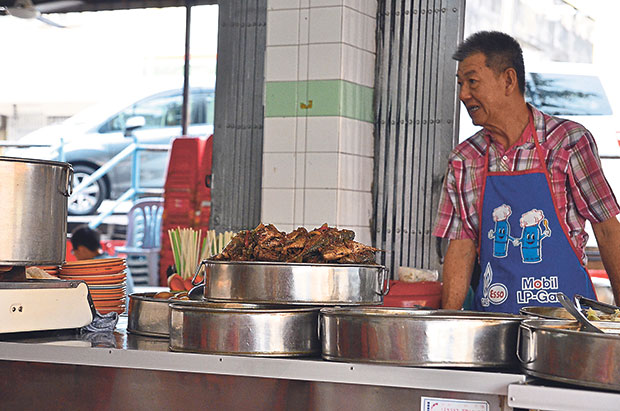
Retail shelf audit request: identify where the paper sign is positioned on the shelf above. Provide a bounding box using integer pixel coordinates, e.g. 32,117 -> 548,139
421,397 -> 489,411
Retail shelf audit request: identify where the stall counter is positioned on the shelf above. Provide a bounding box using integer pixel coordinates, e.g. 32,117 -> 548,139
0,317 -> 617,410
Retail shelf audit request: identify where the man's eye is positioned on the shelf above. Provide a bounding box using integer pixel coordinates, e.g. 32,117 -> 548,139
469,79 -> 477,85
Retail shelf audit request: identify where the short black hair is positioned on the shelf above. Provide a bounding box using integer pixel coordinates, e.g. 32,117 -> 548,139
453,31 -> 525,95
70,225 -> 101,252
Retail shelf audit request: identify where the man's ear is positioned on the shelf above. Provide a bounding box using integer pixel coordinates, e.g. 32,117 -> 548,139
503,68 -> 519,95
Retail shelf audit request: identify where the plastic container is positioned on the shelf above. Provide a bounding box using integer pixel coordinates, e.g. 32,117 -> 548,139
382,280 -> 442,309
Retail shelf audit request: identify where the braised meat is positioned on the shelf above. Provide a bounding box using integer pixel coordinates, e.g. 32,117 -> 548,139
212,223 -> 380,264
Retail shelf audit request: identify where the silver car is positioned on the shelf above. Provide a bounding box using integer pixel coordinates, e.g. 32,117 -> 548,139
6,87 -> 215,215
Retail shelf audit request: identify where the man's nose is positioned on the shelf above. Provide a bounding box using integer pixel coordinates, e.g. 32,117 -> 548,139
458,84 -> 470,101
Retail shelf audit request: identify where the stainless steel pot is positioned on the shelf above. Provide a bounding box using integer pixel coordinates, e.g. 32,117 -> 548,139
169,301 -> 321,356
197,260 -> 389,305
0,156 -> 73,265
518,318 -> 620,391
321,307 -> 523,368
127,292 -> 196,337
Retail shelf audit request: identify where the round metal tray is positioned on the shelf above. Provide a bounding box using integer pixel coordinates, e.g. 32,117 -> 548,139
169,301 -> 321,357
519,318 -> 620,391
199,260 -> 388,305
127,292 -> 196,337
321,307 -> 523,368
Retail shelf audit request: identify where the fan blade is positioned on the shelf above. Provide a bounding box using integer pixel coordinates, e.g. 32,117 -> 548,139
36,14 -> 65,27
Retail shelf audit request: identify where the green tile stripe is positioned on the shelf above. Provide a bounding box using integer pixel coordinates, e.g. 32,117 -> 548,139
265,80 -> 374,123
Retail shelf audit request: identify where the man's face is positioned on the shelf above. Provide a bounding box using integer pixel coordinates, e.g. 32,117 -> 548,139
457,52 -> 506,129
72,245 -> 96,260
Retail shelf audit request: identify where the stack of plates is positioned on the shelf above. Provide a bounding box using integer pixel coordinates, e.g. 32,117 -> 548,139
59,258 -> 127,314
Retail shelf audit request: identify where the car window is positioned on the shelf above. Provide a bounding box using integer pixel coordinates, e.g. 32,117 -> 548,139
525,73 -> 613,116
191,92 -> 215,125
98,91 -> 214,133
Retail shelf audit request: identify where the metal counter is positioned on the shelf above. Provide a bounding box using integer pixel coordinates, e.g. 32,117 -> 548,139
0,317 -> 617,410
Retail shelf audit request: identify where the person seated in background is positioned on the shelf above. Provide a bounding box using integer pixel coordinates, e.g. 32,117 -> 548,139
70,224 -> 134,295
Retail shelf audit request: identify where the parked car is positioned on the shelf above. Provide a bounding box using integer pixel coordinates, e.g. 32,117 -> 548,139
6,87 -> 215,215
459,62 -> 620,246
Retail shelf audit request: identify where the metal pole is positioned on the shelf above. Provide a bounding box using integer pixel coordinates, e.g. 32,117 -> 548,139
181,0 -> 192,136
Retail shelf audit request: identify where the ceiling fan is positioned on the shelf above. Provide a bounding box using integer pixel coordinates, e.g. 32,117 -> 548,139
0,0 -> 83,28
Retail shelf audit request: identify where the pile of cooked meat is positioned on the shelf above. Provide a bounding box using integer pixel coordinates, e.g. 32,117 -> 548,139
211,223 -> 380,264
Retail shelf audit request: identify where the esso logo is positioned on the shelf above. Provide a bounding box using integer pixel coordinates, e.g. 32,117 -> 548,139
489,283 -> 508,305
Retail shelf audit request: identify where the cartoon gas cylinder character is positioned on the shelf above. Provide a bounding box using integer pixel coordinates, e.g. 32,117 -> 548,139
488,204 -> 516,258
514,209 -> 551,263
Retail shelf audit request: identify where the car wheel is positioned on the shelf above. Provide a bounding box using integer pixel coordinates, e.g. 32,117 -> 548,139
68,164 -> 108,216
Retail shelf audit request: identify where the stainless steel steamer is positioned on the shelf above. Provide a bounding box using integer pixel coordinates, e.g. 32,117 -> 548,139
0,156 -> 73,265
518,318 -> 620,391
321,307 -> 523,367
198,260 -> 389,305
169,301 -> 321,356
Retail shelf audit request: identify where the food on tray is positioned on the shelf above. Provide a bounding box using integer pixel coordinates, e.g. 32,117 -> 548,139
153,291 -> 189,300
153,291 -> 175,299
586,307 -> 620,322
25,266 -> 58,279
212,223 -> 380,264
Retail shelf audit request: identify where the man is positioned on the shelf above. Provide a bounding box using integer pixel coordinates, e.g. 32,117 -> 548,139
433,31 -> 620,313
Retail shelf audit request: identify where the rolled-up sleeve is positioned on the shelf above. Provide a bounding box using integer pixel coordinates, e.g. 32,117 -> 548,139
433,159 -> 479,240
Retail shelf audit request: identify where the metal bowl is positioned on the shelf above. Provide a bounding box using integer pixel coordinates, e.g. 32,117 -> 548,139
169,301 -> 321,356
321,307 -> 524,368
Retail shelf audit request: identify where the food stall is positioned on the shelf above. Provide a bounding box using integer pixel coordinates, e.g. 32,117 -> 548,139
1,158 -> 620,411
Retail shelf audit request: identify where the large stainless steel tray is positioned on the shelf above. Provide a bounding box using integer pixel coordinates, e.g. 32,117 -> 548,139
169,301 -> 321,357
321,307 -> 523,368
198,260 -> 388,305
127,292 -> 195,337
519,318 -> 620,391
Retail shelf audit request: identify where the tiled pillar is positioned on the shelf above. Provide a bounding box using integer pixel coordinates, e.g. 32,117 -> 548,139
263,0 -> 377,244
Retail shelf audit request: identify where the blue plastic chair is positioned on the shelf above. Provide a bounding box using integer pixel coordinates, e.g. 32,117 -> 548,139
115,197 -> 164,285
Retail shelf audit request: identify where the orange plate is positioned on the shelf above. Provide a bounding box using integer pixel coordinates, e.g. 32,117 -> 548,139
88,284 -> 126,290
93,300 -> 125,307
59,272 -> 126,282
90,288 -> 126,295
92,295 -> 125,302
62,258 -> 125,267
61,265 -> 126,274
97,307 -> 126,315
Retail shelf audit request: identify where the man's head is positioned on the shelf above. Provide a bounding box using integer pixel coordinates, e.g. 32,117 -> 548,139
453,31 -> 526,130
70,225 -> 102,260
453,31 -> 525,95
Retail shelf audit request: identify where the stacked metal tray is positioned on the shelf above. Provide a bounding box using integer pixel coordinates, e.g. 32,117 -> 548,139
199,260 -> 389,305
518,318 -> 620,391
169,301 -> 321,356
321,307 -> 524,368
129,259 -> 388,357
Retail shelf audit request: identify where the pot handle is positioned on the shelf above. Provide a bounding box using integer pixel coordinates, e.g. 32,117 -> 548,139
377,268 -> 391,296
516,324 -> 536,364
192,259 -> 208,286
63,167 -> 74,197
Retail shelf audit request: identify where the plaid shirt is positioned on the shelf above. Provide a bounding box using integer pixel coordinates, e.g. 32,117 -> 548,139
433,104 -> 620,262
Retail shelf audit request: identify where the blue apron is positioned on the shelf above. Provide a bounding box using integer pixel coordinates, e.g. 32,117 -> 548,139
473,114 -> 596,313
